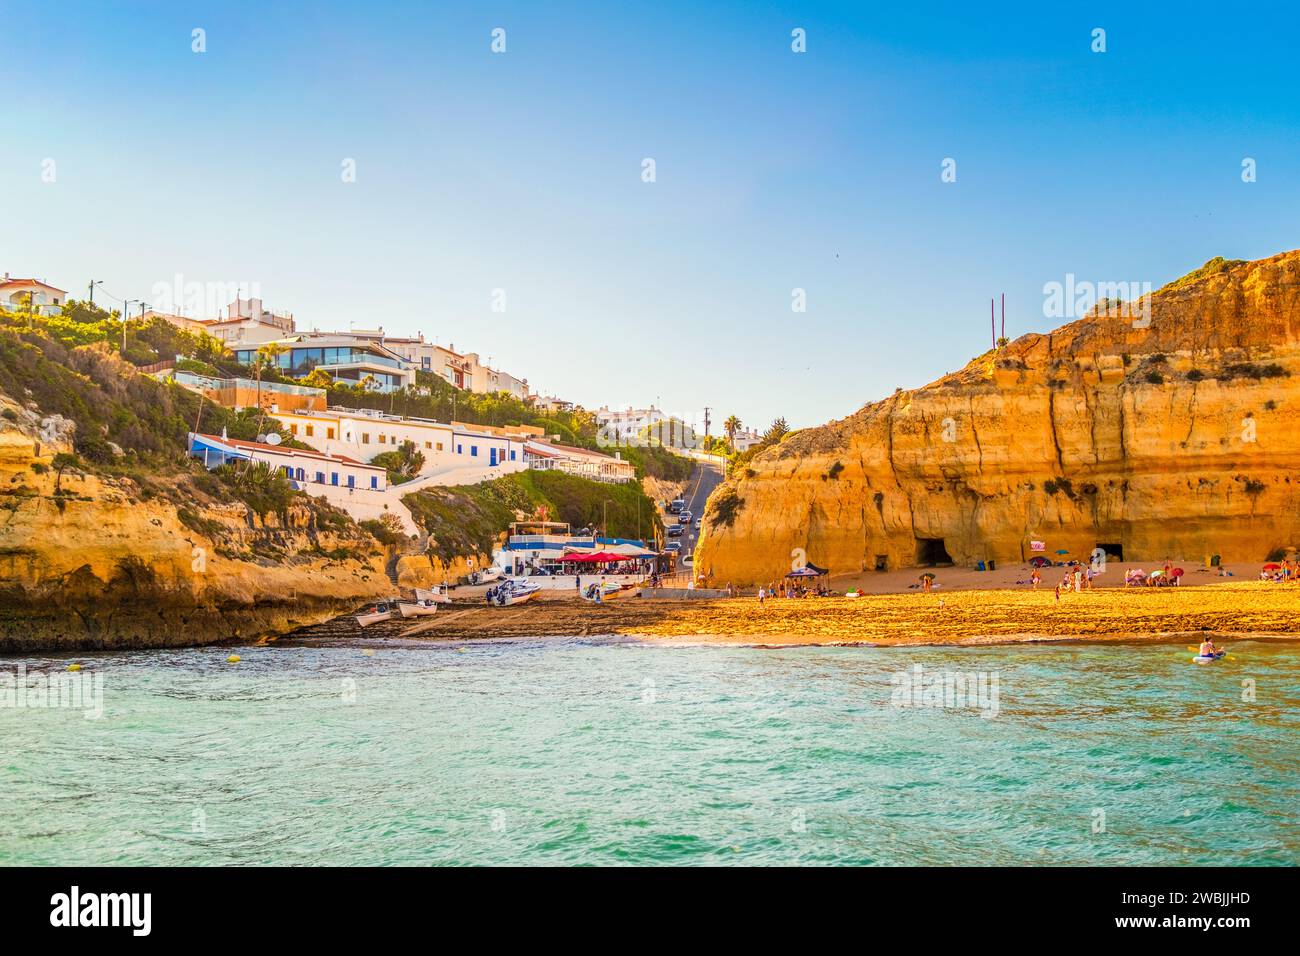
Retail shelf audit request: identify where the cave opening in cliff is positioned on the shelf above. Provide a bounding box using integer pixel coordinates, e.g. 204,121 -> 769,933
916,538 -> 954,567
1096,543 -> 1124,561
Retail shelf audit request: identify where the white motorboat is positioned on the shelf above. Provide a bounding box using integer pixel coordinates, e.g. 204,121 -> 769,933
580,581 -> 623,602
469,566 -> 506,586
355,602 -> 397,627
486,581 -> 541,607
398,599 -> 439,618
414,585 -> 453,604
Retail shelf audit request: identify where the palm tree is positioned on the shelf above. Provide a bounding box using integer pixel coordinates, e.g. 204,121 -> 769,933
723,415 -> 741,445
244,342 -> 291,440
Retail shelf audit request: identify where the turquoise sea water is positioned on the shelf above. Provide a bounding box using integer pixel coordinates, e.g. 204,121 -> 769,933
2,638 -> 1297,866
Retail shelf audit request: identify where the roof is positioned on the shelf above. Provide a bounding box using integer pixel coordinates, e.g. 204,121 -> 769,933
192,433 -> 379,469
0,278 -> 66,293
526,439 -> 627,463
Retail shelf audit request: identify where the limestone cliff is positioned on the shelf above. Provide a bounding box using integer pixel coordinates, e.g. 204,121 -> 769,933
0,395 -> 391,650
698,251 -> 1300,584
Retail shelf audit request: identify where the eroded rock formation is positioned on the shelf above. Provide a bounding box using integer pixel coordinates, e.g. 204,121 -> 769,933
698,252 -> 1300,584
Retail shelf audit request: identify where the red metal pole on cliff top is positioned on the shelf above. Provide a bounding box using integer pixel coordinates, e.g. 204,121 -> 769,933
991,298 -> 996,349
1001,293 -> 1006,343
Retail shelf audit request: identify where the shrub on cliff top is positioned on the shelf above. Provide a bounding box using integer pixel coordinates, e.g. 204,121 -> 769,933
705,486 -> 744,529
1158,256 -> 1246,294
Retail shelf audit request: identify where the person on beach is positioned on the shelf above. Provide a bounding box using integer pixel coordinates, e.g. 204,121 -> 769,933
758,586 -> 766,604
1030,569 -> 1041,589
1073,568 -> 1083,592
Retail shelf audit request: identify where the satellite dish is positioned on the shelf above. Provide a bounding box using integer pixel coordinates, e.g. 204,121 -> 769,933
264,433 -> 282,446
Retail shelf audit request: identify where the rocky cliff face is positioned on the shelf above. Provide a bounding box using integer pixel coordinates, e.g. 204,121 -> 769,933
0,397 -> 391,650
698,251 -> 1300,584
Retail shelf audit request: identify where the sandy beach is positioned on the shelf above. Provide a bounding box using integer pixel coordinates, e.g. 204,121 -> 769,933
371,573 -> 1300,647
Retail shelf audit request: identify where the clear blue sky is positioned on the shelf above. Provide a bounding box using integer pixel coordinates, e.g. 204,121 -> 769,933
4,1 -> 1298,431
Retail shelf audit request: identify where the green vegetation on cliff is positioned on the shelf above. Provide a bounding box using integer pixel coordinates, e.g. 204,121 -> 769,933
0,326 -> 366,546
404,470 -> 663,564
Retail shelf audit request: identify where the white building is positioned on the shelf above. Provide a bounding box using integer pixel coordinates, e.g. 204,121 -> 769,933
268,407 -> 534,487
731,428 -> 763,452
0,276 -> 66,317
380,333 -> 530,399
233,334 -> 416,393
188,431 -> 417,533
154,296 -> 297,346
595,406 -> 667,444
526,439 -> 636,484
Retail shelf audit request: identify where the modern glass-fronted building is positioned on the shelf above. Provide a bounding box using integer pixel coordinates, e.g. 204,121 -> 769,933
234,337 -> 415,392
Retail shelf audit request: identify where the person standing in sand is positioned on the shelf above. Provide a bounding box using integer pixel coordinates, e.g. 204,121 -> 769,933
1031,569 -> 1041,589
758,586 -> 766,604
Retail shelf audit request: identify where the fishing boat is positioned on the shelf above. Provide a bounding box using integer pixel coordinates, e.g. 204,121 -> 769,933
397,599 -> 439,619
414,585 -> 453,604
355,602 -> 396,627
469,566 -> 506,586
580,581 -> 623,602
486,581 -> 542,607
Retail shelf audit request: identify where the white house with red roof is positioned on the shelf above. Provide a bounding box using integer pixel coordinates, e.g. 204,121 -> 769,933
525,439 -> 636,484
188,431 -> 416,533
0,275 -> 67,317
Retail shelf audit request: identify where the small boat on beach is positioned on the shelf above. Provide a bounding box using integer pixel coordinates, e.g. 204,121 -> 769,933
398,599 -> 439,619
580,581 -> 623,602
414,585 -> 453,604
469,567 -> 507,586
486,581 -> 542,607
356,602 -> 397,627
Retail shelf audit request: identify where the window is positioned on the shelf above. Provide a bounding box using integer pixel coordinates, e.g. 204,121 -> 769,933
327,428 -> 335,439
362,433 -> 370,444
305,425 -> 314,437
289,424 -> 298,435
510,450 -> 516,461
370,476 -> 378,489
378,435 -> 386,444
331,473 -> 339,486
471,446 -> 478,457
424,441 -> 431,449
436,442 -> 443,451
315,471 -> 325,483
347,475 -> 355,488
456,444 -> 462,454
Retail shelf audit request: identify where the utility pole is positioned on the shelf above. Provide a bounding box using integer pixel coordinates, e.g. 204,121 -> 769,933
703,406 -> 711,439
89,280 -> 101,305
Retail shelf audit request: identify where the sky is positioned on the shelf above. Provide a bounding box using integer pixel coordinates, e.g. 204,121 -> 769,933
4,1 -> 1299,432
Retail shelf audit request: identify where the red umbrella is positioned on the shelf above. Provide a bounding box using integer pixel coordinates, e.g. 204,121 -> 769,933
1262,562 -> 1281,571
1172,567 -> 1184,578
562,551 -> 627,563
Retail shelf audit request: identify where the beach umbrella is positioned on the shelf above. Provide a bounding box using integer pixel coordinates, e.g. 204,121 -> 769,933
785,567 -> 821,578
1030,556 -> 1050,568
1172,568 -> 1184,578
919,571 -> 936,582
1055,549 -> 1069,555
1262,562 -> 1281,571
